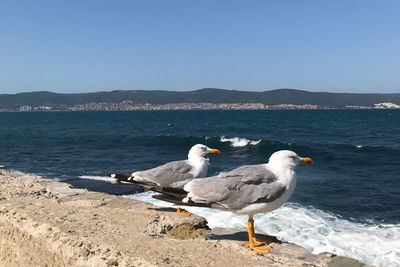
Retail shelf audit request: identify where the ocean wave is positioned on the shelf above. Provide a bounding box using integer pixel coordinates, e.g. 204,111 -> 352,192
138,135 -> 399,152
328,143 -> 400,156
138,134 -> 400,154
78,175 -> 117,182
220,136 -> 261,147
123,191 -> 400,267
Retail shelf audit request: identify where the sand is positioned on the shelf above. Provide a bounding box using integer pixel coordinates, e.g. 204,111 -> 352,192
0,168 -> 371,267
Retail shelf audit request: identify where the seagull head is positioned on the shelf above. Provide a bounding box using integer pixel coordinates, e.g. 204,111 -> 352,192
188,144 -> 220,159
268,150 -> 312,170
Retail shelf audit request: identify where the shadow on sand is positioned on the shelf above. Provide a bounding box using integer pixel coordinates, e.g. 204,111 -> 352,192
205,227 -> 282,243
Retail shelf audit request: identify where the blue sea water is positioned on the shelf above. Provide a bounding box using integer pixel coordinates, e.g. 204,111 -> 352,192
0,110 -> 399,266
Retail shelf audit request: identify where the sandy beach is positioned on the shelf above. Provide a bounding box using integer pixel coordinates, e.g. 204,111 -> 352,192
0,168 -> 371,267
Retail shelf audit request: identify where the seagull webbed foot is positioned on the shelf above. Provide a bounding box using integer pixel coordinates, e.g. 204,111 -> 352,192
242,217 -> 277,255
240,241 -> 272,254
252,245 -> 272,255
240,237 -> 268,247
176,208 -> 192,216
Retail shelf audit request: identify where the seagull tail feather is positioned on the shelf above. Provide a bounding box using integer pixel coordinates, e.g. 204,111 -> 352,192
106,173 -> 189,199
106,173 -> 131,180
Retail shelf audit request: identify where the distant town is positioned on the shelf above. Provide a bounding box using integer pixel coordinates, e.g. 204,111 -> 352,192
1,88 -> 400,111
4,101 -> 400,112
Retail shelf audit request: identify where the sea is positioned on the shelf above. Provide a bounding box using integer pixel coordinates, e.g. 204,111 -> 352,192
0,110 -> 399,266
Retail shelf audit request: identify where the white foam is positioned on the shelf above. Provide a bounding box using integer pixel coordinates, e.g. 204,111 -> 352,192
78,175 -> 117,182
220,136 -> 261,147
123,191 -> 400,267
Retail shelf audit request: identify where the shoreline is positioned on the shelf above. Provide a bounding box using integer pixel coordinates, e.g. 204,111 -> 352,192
1,107 -> 399,113
2,102 -> 400,112
0,168 -> 371,266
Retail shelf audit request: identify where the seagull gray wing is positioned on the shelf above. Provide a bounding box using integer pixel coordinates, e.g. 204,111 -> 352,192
133,160 -> 194,188
186,164 -> 286,211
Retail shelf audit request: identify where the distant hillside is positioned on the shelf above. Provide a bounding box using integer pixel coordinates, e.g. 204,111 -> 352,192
0,88 -> 399,109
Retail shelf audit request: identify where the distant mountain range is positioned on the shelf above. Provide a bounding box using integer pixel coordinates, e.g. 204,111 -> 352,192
1,88 -> 399,109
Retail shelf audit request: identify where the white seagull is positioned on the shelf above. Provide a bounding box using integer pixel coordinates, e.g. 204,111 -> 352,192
153,150 -> 312,253
109,144 -> 220,215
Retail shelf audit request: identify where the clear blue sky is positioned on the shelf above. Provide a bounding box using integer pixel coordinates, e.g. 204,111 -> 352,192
0,0 -> 399,94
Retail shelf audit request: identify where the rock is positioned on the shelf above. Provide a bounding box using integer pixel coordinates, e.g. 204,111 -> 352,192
143,214 -> 210,239
0,170 -> 371,267
143,216 -> 173,237
106,259 -> 119,266
166,222 -> 211,240
327,256 -> 373,267
207,227 -> 279,243
80,247 -> 90,258
208,227 -> 336,266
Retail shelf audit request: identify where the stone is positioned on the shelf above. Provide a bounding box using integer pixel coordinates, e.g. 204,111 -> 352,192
327,256 -> 373,267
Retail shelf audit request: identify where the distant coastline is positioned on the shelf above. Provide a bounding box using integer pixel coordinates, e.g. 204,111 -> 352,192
1,101 -> 399,112
1,88 -> 400,111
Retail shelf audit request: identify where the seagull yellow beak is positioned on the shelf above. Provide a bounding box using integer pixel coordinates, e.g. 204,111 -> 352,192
208,148 -> 221,154
299,157 -> 313,164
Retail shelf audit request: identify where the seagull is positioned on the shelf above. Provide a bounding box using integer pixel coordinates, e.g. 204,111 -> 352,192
108,144 -> 220,215
152,150 -> 312,253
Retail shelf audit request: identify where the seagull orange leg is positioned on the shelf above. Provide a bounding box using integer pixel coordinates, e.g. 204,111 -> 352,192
176,207 -> 192,216
247,218 -> 269,246
240,216 -> 271,254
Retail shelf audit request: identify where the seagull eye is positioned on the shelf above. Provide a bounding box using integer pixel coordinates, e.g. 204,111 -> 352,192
201,147 -> 206,150
290,156 -> 296,159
